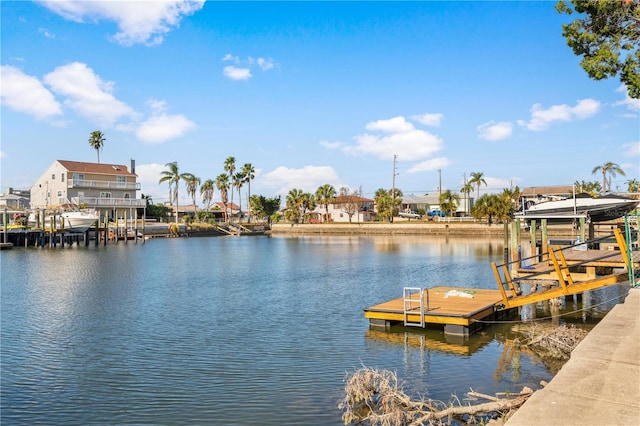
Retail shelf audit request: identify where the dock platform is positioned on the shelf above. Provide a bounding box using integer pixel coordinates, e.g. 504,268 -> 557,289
364,286 -> 512,336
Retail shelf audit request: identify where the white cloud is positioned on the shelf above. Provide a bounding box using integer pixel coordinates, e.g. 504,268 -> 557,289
518,98 -> 600,131
407,157 -> 451,173
614,85 -> 640,112
222,55 -> 277,80
365,116 -> 415,133
344,129 -> 442,161
136,113 -> 196,143
261,165 -> 339,195
319,140 -> 343,149
38,27 -> 55,38
222,53 -> 240,63
147,98 -> 168,113
43,62 -> 137,126
411,113 -> 443,127
622,141 -> 640,157
255,57 -> 275,71
477,121 -> 513,141
39,0 -> 205,46
0,65 -> 63,120
223,65 -> 252,81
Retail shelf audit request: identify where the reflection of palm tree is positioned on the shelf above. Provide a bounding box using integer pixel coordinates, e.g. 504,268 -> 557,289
215,173 -> 229,222
592,162 -> 625,193
469,171 -> 487,201
315,184 -> 337,222
159,161 -> 189,224
88,130 -> 106,163
200,179 -> 215,213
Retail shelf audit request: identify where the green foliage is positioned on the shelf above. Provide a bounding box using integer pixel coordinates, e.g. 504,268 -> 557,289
146,203 -> 170,221
592,161 -> 625,193
374,188 -> 402,222
574,180 -> 602,196
88,130 -> 106,163
556,0 -> 640,98
439,189 -> 460,216
250,195 -> 281,219
471,193 -> 512,224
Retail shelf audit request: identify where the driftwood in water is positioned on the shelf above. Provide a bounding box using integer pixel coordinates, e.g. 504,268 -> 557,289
513,323 -> 588,360
339,367 -> 533,426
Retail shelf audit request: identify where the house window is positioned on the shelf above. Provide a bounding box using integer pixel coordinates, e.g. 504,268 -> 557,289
116,176 -> 126,188
61,174 -> 65,182
123,193 -> 130,199
57,190 -> 62,197
100,192 -> 112,198
77,191 -> 85,200
51,173 -> 55,180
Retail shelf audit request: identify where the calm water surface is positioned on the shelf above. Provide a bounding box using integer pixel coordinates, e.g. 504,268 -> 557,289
1,235 -> 626,425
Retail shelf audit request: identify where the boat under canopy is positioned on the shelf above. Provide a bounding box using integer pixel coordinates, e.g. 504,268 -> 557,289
514,193 -> 639,223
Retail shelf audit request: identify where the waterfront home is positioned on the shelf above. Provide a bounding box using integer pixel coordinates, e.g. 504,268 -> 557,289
311,194 -> 376,223
0,188 -> 30,210
30,160 -> 146,218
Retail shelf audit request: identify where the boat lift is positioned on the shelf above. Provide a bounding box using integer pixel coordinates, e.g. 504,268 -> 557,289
492,227 -> 635,309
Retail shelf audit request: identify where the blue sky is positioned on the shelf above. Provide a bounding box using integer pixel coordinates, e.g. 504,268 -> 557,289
2,0 -> 639,206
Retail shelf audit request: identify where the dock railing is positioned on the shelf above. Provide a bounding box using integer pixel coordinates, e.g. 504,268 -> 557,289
403,287 -> 429,327
491,227 -> 632,309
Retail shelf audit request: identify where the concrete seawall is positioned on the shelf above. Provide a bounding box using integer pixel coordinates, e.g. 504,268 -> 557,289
506,287 -> 640,425
270,222 -> 579,237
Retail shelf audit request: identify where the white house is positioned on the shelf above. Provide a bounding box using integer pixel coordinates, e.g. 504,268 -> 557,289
313,194 -> 376,223
30,160 -> 145,217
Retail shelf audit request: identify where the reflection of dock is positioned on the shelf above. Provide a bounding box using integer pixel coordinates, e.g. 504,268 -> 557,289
364,286 -> 515,336
365,329 -> 493,356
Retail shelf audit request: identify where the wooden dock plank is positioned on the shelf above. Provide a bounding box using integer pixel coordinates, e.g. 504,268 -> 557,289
364,286 -> 504,327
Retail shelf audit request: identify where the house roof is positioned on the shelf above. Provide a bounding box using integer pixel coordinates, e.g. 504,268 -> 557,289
57,160 -> 136,177
402,194 -> 440,204
521,185 -> 574,197
333,195 -> 374,203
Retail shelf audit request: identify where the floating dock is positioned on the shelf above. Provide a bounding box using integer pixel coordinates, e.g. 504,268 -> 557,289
364,286 -> 514,336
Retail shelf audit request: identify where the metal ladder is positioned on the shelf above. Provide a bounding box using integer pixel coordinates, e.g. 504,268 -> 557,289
403,287 -> 428,327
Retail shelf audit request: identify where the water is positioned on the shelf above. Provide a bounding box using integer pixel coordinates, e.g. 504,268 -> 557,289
0,235 -> 627,425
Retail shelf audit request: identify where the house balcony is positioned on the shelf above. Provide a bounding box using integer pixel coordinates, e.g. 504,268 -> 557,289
68,179 -> 140,191
71,196 -> 147,208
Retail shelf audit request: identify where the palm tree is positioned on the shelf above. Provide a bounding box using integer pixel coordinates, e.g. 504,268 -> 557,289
625,178 -> 640,196
468,171 -> 487,201
241,163 -> 255,221
88,130 -> 106,163
574,180 -> 602,196
159,161 -> 189,224
439,189 -> 460,216
460,181 -> 474,215
224,157 -> 236,220
183,173 -> 200,220
233,171 -> 245,220
200,179 -> 215,214
315,184 -> 337,222
286,188 -> 305,223
215,173 -> 230,221
592,162 -> 625,193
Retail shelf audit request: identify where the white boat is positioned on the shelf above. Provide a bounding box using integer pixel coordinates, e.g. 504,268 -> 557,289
31,204 -> 100,233
514,193 -> 639,223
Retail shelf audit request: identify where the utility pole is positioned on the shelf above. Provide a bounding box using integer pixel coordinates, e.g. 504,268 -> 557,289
392,154 -> 398,221
438,169 -> 442,200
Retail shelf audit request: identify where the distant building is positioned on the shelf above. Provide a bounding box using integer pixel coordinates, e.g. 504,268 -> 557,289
312,194 -> 375,222
30,160 -> 145,217
520,185 -> 575,207
0,188 -> 30,210
401,194 -> 471,216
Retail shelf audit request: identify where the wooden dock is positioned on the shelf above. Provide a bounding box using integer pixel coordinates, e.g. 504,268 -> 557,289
364,286 -> 514,336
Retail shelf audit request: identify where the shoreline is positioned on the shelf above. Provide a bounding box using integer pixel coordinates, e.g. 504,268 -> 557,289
269,222 -> 585,237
